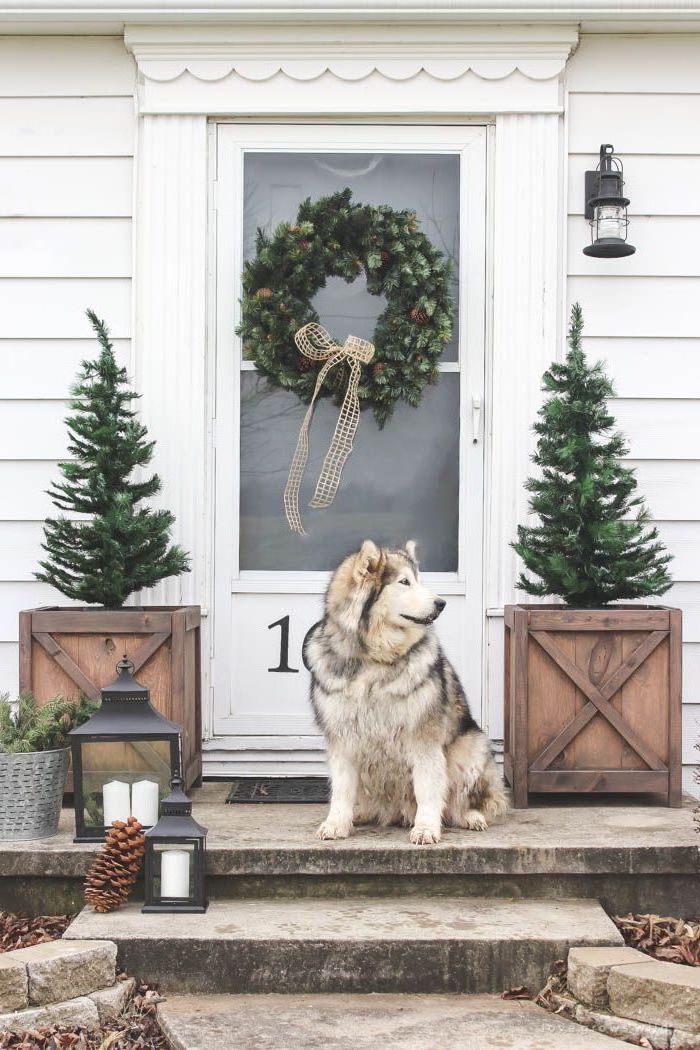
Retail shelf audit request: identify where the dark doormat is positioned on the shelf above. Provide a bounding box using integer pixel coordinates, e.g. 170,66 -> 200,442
225,777 -> 330,804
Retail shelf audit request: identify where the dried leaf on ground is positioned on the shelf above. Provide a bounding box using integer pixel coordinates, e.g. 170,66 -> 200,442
0,913 -> 71,953
501,985 -> 533,1000
535,959 -> 568,1011
614,913 -> 700,967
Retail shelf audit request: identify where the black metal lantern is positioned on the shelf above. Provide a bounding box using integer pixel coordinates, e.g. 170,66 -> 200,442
584,143 -> 636,258
70,656 -> 181,843
142,776 -> 207,913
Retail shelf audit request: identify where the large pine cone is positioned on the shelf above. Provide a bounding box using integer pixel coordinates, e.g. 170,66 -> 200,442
84,816 -> 146,914
410,306 -> 429,325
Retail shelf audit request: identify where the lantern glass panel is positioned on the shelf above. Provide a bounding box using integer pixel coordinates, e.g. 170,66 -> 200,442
594,204 -> 627,241
79,740 -> 173,831
152,842 -> 196,901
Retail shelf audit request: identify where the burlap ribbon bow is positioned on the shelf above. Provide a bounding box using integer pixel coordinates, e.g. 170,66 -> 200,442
284,322 -> 375,535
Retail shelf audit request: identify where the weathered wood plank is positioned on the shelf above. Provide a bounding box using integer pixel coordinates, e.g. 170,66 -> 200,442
32,631 -> 101,700
511,608 -> 529,808
527,609 -> 670,631
669,609 -> 683,806
528,769 -> 669,792
31,610 -> 174,634
531,629 -> 667,770
530,630 -> 668,771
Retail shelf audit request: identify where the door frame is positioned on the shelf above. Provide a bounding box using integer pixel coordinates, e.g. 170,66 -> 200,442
209,121 -> 489,770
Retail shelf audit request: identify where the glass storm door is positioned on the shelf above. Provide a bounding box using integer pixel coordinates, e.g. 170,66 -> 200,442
211,124 -> 487,773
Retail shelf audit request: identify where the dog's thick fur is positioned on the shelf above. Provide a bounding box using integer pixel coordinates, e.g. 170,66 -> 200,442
304,540 -> 508,844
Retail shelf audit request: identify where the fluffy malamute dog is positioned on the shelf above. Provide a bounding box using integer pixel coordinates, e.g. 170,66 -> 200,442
304,540 -> 508,844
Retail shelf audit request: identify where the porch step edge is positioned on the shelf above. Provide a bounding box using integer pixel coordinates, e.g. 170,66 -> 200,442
65,897 -> 622,995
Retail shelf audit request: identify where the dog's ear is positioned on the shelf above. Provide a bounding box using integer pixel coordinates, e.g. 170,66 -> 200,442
353,540 -> 383,584
404,540 -> 419,568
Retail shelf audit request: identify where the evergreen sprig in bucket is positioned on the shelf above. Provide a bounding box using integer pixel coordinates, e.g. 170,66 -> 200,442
0,694 -> 96,840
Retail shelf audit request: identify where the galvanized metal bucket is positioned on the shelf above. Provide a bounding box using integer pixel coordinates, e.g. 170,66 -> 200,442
0,748 -> 69,841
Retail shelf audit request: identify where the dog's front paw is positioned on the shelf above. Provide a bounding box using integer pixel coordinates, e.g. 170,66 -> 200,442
409,824 -> 441,845
317,818 -> 352,840
464,810 -> 488,832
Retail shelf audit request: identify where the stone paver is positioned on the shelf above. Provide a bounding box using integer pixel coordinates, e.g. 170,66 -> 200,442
22,939 -> 117,1006
574,1002 -> 671,1049
89,978 -> 135,1023
0,954 -> 28,1012
608,960 -> 700,1034
568,945 -> 650,1007
158,993 -> 626,1049
0,995 -> 100,1033
671,1031 -> 700,1049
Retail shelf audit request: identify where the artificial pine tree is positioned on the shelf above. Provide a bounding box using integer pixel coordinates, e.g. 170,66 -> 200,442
36,310 -> 190,608
512,303 -> 672,607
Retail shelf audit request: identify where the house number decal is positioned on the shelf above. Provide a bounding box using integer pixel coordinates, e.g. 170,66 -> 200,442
267,615 -> 299,674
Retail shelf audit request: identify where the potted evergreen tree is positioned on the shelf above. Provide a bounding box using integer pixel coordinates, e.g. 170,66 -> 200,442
504,304 -> 681,807
20,311 -> 202,789
0,694 -> 95,839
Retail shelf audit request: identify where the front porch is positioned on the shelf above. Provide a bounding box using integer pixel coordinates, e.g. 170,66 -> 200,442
1,786 -> 696,919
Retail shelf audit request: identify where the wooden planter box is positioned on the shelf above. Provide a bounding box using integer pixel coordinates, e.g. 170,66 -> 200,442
503,604 -> 682,808
19,606 -> 202,791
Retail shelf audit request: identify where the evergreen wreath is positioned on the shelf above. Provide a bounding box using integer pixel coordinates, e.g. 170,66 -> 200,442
238,188 -> 454,428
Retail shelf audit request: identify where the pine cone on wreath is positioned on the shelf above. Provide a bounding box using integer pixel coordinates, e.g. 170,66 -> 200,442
373,362 -> 386,377
255,287 -> 273,300
84,817 -> 146,913
410,306 -> 429,325
380,250 -> 391,265
298,355 -> 314,373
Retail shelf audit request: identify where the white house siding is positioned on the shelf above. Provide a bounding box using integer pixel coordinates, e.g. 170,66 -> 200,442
0,28 -> 696,798
0,36 -> 135,695
567,33 -> 700,796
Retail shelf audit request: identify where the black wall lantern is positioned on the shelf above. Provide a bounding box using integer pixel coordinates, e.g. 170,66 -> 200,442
70,656 -> 182,843
584,144 -> 636,258
143,776 -> 208,913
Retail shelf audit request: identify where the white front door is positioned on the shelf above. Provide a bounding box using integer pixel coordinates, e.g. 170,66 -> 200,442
209,123 -> 487,776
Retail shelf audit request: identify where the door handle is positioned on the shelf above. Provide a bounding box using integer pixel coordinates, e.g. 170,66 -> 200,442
471,396 -> 482,444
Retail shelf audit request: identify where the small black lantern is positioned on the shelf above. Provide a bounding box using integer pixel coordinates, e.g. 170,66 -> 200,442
143,776 -> 207,913
70,656 -> 182,843
584,143 -> 636,258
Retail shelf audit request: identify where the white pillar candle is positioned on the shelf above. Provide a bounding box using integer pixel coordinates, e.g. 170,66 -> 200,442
160,849 -> 190,898
102,780 -> 130,827
131,779 -> 159,827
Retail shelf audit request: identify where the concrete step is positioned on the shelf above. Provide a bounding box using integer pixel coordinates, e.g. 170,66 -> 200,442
66,896 -> 622,996
3,795 -> 698,918
157,992 -> 626,1049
